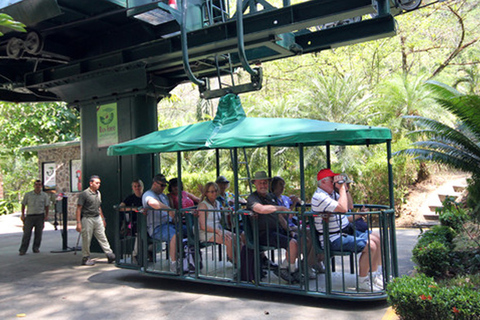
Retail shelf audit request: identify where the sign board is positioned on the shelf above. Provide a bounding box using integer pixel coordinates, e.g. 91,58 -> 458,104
70,159 -> 82,192
42,162 -> 56,190
97,103 -> 118,148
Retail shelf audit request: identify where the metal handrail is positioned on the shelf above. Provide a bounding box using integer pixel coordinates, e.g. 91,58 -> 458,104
181,0 -> 206,87
236,0 -> 258,76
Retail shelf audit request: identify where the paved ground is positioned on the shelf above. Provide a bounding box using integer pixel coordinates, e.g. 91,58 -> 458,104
0,212 -> 419,320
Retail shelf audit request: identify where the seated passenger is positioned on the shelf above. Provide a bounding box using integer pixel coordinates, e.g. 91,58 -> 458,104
119,179 -> 144,235
119,179 -> 144,261
246,171 -> 301,283
341,173 -> 368,233
270,176 -> 321,277
167,178 -> 200,210
142,174 -> 187,273
311,168 -> 383,291
197,182 -> 238,264
216,175 -> 247,209
215,175 -> 246,231
270,176 -> 301,229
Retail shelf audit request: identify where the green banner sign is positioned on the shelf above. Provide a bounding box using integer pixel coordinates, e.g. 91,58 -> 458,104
97,103 -> 118,148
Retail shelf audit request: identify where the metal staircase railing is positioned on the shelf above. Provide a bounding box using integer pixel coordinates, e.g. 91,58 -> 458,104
231,147 -> 252,198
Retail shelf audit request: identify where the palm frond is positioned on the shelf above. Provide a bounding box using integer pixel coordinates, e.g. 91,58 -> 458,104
424,81 -> 480,137
411,141 -> 480,164
398,81 -> 480,177
425,80 -> 463,98
405,116 -> 480,154
395,148 -> 480,176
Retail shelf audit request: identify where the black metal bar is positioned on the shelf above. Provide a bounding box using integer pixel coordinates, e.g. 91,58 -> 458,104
61,196 -> 68,250
326,142 -> 331,168
215,148 -> 220,178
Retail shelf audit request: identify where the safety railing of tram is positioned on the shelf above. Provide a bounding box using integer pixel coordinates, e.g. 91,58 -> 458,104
113,204 -> 396,300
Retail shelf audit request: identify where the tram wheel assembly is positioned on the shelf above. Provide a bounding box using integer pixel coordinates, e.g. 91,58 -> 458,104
398,0 -> 422,11
6,37 -> 24,58
24,31 -> 43,55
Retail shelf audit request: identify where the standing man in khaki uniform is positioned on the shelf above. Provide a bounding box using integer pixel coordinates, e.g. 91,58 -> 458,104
19,180 -> 50,255
76,175 -> 115,266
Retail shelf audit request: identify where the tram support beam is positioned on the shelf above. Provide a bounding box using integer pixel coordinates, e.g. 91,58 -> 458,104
78,93 -> 158,252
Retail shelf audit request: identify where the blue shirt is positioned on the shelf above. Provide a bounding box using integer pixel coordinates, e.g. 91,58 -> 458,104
142,190 -> 170,237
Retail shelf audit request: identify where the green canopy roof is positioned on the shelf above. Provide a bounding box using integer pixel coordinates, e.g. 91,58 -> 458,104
107,94 -> 391,156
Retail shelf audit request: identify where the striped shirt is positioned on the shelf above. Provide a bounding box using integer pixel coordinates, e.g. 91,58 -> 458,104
311,187 -> 349,245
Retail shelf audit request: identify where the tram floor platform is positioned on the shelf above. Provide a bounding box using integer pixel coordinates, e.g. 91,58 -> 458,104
0,212 -> 419,320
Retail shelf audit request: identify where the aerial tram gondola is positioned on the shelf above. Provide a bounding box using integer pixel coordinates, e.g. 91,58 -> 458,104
107,94 -> 397,301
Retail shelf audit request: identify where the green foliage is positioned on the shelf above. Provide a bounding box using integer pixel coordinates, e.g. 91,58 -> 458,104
387,274 -> 480,320
0,13 -> 26,36
0,199 -> 15,216
1,154 -> 39,203
396,81 -> 480,177
412,240 -> 451,278
387,275 -> 443,320
412,225 -> 457,278
437,197 -> 468,231
450,248 -> 480,276
416,225 -> 457,248
371,74 -> 438,137
466,174 -> 480,223
0,102 -> 79,206
0,102 -> 79,152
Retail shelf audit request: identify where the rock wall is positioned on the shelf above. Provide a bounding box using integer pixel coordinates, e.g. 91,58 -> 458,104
37,145 -> 81,221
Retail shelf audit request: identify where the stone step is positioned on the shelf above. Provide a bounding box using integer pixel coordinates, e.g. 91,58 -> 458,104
413,220 -> 440,232
453,184 -> 467,193
424,213 -> 439,221
438,193 -> 460,203
428,204 -> 443,213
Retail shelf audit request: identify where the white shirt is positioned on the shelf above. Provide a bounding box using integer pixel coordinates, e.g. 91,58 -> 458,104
311,187 -> 349,245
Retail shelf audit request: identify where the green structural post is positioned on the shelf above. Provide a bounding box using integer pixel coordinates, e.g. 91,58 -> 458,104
78,93 -> 158,253
376,0 -> 390,16
232,148 -> 240,211
387,140 -> 398,277
185,0 -> 204,31
177,151 -> 184,262
299,144 -> 308,292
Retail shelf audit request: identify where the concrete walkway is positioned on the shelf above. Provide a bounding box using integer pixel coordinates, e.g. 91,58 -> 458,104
0,212 -> 419,320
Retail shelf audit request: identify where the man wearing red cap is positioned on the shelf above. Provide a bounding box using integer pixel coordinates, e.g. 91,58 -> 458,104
311,168 -> 383,291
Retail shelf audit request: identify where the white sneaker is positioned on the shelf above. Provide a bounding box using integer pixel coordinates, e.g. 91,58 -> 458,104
307,267 -> 317,280
358,278 -> 382,292
373,274 -> 384,288
313,262 -> 325,274
170,261 -> 178,273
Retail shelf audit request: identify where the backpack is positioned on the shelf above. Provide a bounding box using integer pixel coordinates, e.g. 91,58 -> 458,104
240,246 -> 256,282
182,239 -> 203,273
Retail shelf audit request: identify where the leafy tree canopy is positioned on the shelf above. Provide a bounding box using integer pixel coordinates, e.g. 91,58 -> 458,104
0,102 -> 79,154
